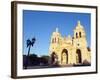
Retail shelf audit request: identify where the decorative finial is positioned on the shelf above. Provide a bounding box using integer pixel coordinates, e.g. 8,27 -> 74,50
68,35 -> 71,38
56,27 -> 58,32
78,20 -> 81,26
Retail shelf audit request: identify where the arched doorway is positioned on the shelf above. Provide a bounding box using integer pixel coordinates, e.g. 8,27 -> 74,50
51,52 -> 58,64
61,49 -> 68,65
76,49 -> 82,63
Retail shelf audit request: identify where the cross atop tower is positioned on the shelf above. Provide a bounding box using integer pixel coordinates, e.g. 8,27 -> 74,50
56,27 -> 59,32
78,20 -> 81,26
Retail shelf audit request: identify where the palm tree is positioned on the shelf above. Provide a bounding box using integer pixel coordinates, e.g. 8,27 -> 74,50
27,38 -> 36,56
25,37 -> 36,69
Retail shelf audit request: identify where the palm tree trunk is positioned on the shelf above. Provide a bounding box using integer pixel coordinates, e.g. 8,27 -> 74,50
27,45 -> 31,67
25,45 -> 31,69
28,45 -> 31,57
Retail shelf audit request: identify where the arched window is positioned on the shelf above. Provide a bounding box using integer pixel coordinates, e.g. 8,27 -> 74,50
52,38 -> 54,43
51,52 -> 58,64
76,32 -> 78,38
79,32 -> 81,38
61,49 -> 68,64
76,49 -> 82,63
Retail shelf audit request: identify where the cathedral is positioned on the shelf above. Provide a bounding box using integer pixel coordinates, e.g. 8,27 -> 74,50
49,21 -> 91,66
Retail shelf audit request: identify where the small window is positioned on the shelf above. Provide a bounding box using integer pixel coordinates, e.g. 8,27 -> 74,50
79,32 -> 81,37
77,43 -> 79,46
52,38 -> 54,43
76,32 -> 78,38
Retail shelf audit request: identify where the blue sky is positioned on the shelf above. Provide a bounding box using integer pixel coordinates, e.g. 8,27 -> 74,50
23,10 -> 91,56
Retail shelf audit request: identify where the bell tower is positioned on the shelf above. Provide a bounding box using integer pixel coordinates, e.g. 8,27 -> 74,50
49,28 -> 61,51
73,21 -> 87,48
49,28 -> 62,65
50,28 -> 61,44
73,21 -> 89,63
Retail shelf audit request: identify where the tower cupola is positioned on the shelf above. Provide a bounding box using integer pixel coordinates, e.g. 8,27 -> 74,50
74,21 -> 86,39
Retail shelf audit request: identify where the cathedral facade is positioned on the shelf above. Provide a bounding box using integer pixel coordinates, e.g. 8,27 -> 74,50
49,21 -> 91,66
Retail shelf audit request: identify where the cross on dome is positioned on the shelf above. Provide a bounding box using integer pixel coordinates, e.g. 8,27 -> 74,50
78,20 -> 81,26
68,35 -> 71,38
56,27 -> 59,32
76,20 -> 83,29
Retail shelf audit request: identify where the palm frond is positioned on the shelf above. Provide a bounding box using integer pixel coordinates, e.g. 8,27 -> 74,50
27,39 -> 31,47
31,37 -> 36,46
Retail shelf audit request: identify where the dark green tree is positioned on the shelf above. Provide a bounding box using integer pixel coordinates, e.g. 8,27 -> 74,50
40,55 -> 50,66
29,54 -> 39,66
